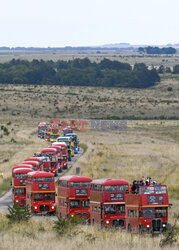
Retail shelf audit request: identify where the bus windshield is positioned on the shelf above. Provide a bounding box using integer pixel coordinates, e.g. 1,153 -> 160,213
34,193 -> 43,201
44,193 -> 55,201
105,204 -> 116,214
15,188 -> 25,196
70,200 -> 80,208
144,208 -> 154,218
15,173 -> 26,179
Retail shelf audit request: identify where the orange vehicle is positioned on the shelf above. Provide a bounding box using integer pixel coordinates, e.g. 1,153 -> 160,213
90,179 -> 129,228
125,182 -> 170,233
58,175 -> 92,221
26,171 -> 56,214
44,125 -> 51,141
13,168 -> 33,206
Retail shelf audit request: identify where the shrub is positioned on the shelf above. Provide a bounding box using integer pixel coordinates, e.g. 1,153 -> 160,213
6,205 -> 31,223
53,216 -> 84,236
160,215 -> 179,247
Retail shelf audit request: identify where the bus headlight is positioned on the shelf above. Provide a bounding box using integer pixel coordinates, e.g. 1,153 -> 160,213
71,214 -> 74,217
147,225 -> 150,228
106,220 -> 109,224
34,206 -> 37,209
163,224 -> 166,227
52,206 -> 54,209
16,200 -> 19,203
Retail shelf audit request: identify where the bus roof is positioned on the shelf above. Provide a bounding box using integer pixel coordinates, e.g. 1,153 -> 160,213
65,133 -> 77,136
41,148 -> 57,153
91,179 -> 129,186
24,157 -> 43,162
48,146 -> 61,150
12,165 -> 33,171
14,168 -> 34,174
52,142 -> 67,147
21,161 -> 39,166
27,171 -> 54,178
59,175 -> 92,182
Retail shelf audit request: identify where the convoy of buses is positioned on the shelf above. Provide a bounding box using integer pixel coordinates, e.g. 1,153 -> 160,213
11,122 -> 171,234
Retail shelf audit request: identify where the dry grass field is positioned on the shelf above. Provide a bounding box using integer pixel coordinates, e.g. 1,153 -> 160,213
0,53 -> 179,67
0,73 -> 178,120
0,117 -> 178,249
0,53 -> 178,249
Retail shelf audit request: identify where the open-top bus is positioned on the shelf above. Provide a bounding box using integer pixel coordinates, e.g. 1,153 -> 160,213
58,175 -> 92,221
26,171 -> 56,214
125,184 -> 170,233
52,142 -> 68,169
90,178 -> 129,228
13,168 -> 33,206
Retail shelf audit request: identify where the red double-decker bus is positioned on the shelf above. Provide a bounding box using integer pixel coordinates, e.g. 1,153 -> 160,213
21,161 -> 41,171
48,146 -> 62,173
52,142 -> 68,170
90,179 -> 129,228
24,157 -> 44,171
13,168 -> 33,206
58,176 -> 92,221
12,164 -> 33,180
26,171 -> 56,214
41,148 -> 58,175
125,184 -> 170,233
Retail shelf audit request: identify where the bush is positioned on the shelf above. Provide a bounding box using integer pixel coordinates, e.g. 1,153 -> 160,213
53,216 -> 84,236
160,215 -> 179,247
6,205 -> 31,223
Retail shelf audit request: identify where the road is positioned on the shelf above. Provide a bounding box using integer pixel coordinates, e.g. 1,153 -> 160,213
0,148 -> 83,214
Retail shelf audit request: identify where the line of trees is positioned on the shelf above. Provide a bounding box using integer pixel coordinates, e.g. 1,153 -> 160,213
0,58 -> 160,88
138,46 -> 176,54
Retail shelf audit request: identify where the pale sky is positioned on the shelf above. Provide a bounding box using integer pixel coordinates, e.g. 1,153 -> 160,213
0,0 -> 178,47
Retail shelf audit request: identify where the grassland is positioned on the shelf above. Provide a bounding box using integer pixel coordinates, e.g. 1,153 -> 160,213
0,53 -> 178,249
0,53 -> 179,68
0,73 -> 178,120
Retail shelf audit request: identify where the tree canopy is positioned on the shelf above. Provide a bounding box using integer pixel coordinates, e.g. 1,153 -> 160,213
0,58 -> 160,88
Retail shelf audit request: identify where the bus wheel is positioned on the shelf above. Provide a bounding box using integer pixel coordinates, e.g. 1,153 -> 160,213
92,219 -> 95,225
128,224 -> 132,233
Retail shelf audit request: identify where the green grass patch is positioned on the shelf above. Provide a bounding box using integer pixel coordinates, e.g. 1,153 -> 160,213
0,177 -> 11,197
80,143 -> 88,155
